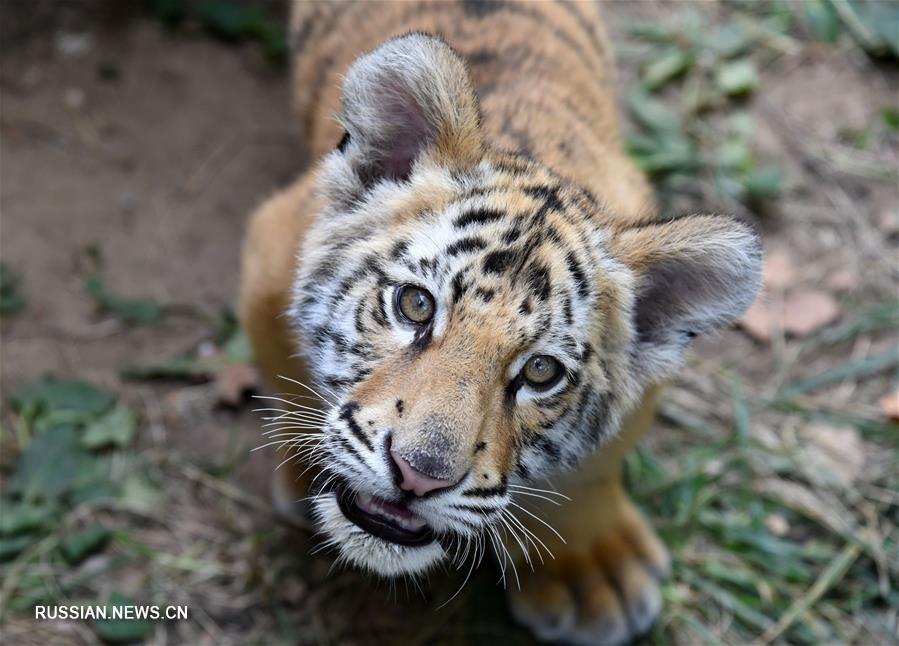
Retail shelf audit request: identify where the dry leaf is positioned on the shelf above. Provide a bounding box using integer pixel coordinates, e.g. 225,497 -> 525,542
761,248 -> 796,291
782,288 -> 839,337
879,390 -> 899,421
215,363 -> 259,407
799,423 -> 864,487
825,269 -> 858,292
739,297 -> 771,341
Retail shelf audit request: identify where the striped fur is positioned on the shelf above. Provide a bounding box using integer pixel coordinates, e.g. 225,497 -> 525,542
239,2 -> 761,643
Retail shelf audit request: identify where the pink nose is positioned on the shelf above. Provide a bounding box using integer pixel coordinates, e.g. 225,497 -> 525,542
391,451 -> 455,497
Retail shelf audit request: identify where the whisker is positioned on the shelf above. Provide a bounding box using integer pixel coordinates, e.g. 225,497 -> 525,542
508,483 -> 571,501
509,502 -> 566,544
509,489 -> 563,506
252,398 -> 328,418
276,374 -> 339,406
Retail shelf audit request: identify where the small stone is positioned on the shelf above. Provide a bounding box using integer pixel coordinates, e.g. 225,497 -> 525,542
64,87 -> 85,110
55,32 -> 93,58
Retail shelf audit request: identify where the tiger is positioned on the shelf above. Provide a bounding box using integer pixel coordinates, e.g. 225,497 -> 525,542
239,1 -> 762,644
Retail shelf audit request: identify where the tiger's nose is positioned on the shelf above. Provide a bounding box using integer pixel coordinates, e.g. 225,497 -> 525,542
390,451 -> 457,497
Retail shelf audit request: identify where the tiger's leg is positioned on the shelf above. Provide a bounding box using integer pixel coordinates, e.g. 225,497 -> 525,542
239,172 -> 322,520
507,386 -> 669,646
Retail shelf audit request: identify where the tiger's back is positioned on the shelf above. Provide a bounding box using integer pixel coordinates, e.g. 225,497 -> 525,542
290,0 -> 654,218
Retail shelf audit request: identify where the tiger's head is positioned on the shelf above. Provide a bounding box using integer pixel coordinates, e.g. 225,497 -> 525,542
290,34 -> 761,577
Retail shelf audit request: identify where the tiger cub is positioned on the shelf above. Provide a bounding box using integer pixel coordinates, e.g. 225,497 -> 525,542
239,1 -> 761,643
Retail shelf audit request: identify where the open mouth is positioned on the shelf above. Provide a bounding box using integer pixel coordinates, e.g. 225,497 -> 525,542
336,489 -> 435,547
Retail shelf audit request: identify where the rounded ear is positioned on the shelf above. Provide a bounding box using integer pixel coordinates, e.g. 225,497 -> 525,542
609,215 -> 762,380
338,32 -> 483,185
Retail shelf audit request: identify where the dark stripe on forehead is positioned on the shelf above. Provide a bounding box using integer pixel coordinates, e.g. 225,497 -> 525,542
454,207 -> 505,228
445,235 -> 488,256
482,248 -> 517,274
524,184 -> 564,227
525,262 -> 551,301
451,271 -> 469,305
565,251 -> 590,298
390,239 -> 410,260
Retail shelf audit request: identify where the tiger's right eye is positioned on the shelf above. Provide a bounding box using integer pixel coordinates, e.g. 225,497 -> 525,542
395,285 -> 435,325
522,355 -> 563,390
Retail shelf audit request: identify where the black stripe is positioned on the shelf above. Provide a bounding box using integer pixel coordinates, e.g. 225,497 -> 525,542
463,482 -> 507,498
482,249 -> 517,275
338,402 -> 373,452
445,236 -> 487,256
565,251 -> 590,298
451,504 -> 499,516
454,208 -> 505,229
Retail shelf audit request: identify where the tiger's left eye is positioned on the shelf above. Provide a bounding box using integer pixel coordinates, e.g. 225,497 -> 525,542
522,355 -> 563,390
396,285 -> 435,324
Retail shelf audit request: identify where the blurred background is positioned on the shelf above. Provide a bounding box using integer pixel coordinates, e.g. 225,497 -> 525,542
1,1 -> 897,644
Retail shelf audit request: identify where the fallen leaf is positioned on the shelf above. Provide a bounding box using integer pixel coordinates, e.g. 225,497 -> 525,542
744,165 -> 784,200
215,363 -> 259,407
762,249 -> 797,291
12,377 -> 116,420
825,269 -> 858,292
60,524 -> 111,565
782,288 -> 839,337
715,58 -> 758,95
81,405 -> 137,450
879,389 -> 899,421
739,297 -> 771,341
799,423 -> 864,487
93,592 -> 153,644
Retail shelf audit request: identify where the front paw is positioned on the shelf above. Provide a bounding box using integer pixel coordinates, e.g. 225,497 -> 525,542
507,501 -> 669,645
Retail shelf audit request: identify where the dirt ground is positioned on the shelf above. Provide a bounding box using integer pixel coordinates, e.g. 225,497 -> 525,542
1,2 -> 897,645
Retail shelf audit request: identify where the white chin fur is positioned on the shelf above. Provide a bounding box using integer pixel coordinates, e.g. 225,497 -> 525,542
311,494 -> 447,577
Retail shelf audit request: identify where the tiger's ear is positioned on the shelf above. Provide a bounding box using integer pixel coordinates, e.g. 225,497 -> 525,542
609,215 -> 762,381
337,32 -> 483,184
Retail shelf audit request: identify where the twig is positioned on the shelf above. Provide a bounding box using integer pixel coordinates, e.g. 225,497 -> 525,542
159,453 -> 312,531
758,542 -> 860,644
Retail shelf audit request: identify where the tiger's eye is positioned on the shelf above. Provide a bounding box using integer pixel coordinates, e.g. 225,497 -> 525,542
397,285 -> 435,324
522,355 -> 562,389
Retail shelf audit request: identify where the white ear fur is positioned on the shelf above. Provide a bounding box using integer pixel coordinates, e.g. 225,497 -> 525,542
611,215 -> 762,381
338,32 -> 482,184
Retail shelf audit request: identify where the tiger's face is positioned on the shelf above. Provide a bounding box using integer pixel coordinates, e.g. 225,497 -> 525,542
289,34 -> 760,576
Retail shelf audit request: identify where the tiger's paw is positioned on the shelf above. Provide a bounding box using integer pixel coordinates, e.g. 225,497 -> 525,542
507,502 -> 669,645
